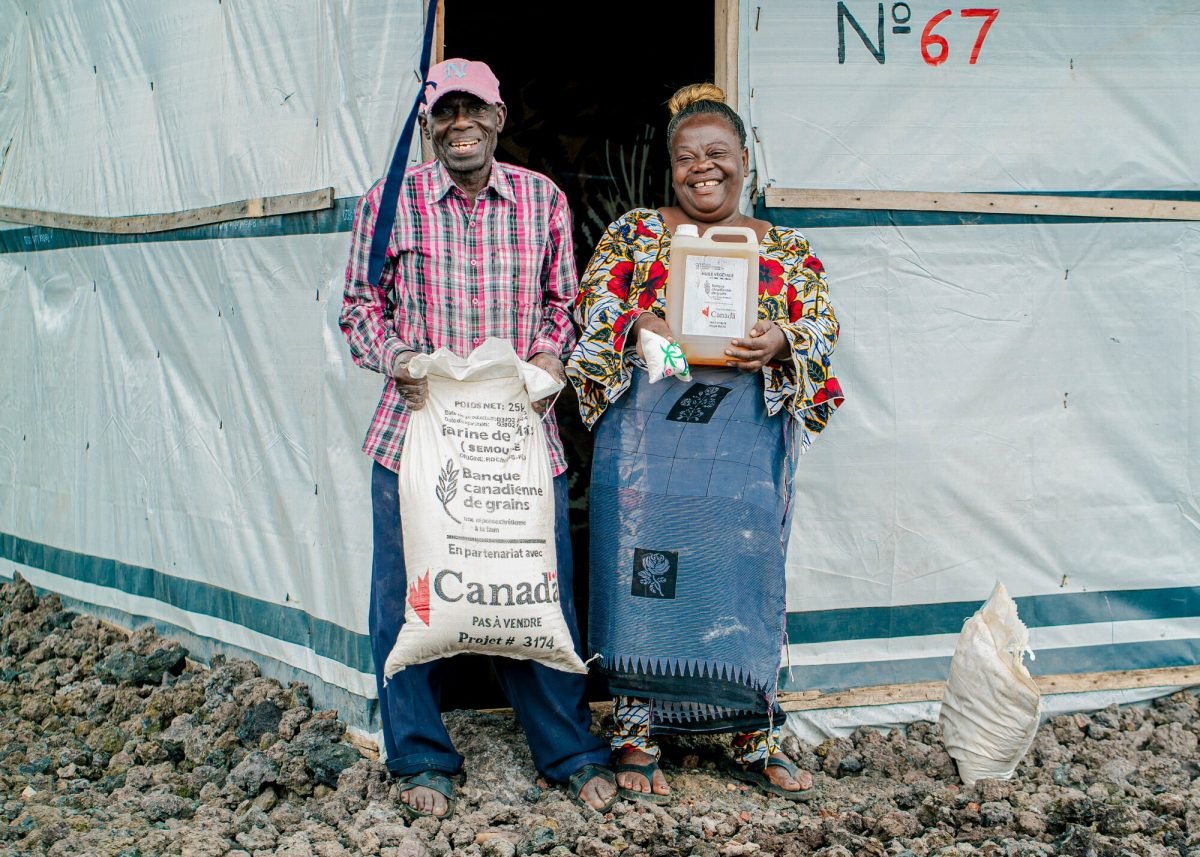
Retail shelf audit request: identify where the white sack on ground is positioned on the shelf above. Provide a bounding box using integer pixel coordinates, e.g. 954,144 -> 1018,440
383,338 -> 587,676
939,581 -> 1042,787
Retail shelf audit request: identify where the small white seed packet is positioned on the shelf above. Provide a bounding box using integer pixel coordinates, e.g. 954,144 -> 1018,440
639,328 -> 693,384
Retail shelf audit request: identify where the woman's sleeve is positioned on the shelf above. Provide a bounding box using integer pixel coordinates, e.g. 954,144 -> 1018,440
566,211 -> 666,427
762,235 -> 845,437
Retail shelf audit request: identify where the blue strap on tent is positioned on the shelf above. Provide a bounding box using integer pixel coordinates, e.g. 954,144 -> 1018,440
366,0 -> 441,286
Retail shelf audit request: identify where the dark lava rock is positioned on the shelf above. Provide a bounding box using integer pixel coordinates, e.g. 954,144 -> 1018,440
305,741 -> 362,787
237,699 -> 284,745
2,575 -> 1199,857
95,644 -> 187,686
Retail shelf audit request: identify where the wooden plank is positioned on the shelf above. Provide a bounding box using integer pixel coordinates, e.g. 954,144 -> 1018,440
474,667 -> 1200,718
0,187 -> 334,235
486,667 -> 1200,716
433,0 -> 445,62
780,665 -> 1200,712
714,0 -> 739,110
1034,665 -> 1200,695
781,681 -> 945,712
764,187 -> 1200,222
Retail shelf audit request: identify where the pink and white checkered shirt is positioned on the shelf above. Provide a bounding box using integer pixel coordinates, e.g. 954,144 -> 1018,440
340,159 -> 578,475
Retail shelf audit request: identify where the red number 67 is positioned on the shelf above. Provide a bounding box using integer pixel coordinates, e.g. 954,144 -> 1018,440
921,8 -> 1000,66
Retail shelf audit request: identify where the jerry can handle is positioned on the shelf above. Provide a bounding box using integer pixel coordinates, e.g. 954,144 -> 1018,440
701,225 -> 758,243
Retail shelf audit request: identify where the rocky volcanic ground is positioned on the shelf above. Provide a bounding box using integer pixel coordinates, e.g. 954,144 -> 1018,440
1,573 -> 1198,856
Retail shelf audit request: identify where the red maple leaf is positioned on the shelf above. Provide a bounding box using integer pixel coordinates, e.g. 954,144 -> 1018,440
408,571 -> 431,626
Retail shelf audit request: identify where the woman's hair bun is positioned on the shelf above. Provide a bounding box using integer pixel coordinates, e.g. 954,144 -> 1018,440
667,83 -> 727,117
664,81 -> 746,148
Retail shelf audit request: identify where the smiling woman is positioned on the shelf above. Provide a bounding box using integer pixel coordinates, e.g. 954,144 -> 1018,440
566,82 -> 845,806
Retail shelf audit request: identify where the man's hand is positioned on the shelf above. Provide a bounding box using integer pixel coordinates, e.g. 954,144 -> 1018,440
632,313 -> 676,361
392,353 -> 429,411
528,352 -> 565,415
725,320 -> 788,372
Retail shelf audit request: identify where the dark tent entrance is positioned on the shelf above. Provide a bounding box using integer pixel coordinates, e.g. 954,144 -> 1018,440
434,0 -> 717,709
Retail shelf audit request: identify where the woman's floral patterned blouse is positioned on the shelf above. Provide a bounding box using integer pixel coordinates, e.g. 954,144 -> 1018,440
566,208 -> 844,450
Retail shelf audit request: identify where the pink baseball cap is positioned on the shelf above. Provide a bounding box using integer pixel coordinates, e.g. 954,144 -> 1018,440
420,58 -> 503,113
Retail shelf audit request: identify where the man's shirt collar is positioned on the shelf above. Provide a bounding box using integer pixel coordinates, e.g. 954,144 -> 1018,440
429,159 -> 517,203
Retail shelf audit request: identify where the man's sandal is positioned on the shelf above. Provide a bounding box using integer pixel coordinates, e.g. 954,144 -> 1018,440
728,755 -> 815,801
614,757 -> 671,805
397,770 -> 460,821
566,763 -> 618,813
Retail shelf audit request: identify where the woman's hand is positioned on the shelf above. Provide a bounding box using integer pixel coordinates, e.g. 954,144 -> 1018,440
725,320 -> 788,372
632,313 -> 677,361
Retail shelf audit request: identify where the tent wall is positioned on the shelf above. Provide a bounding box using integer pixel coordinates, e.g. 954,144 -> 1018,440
0,0 -> 417,216
0,0 -> 428,738
747,0 -> 1200,729
2,0 -> 1198,748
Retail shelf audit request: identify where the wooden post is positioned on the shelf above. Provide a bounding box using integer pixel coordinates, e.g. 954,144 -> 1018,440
715,0 -> 739,109
417,0 -> 446,165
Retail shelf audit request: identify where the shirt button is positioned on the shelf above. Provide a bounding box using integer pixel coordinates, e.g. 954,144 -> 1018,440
470,259 -> 478,267
472,298 -> 480,306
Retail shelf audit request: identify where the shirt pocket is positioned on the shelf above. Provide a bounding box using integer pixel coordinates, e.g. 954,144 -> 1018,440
476,291 -> 542,344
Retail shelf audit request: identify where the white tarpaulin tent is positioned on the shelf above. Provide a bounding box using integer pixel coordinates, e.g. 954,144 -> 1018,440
0,0 -> 428,738
2,0 -> 1197,752
750,1 -> 1200,738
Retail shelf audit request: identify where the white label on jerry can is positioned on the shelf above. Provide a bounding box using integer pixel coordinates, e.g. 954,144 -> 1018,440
680,254 -> 749,338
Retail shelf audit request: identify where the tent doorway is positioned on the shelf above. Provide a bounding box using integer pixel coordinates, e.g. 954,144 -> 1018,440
435,0 -> 717,710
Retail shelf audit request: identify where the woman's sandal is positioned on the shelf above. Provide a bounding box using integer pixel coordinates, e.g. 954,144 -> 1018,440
614,757 -> 671,805
728,755 -> 815,801
566,763 -> 618,813
397,770 -> 460,821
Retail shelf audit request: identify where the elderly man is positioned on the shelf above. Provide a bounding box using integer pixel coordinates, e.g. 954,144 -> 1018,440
339,58 -> 616,820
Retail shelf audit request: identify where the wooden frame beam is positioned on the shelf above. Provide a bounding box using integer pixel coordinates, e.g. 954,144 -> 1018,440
715,0 -> 739,109
764,187 -> 1200,222
780,665 -> 1200,712
475,666 -> 1200,719
0,187 -> 335,235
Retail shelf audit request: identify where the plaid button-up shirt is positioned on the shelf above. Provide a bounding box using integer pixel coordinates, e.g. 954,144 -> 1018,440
340,159 -> 578,475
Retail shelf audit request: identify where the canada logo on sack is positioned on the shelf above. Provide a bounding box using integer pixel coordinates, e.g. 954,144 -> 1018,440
405,568 -> 562,628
